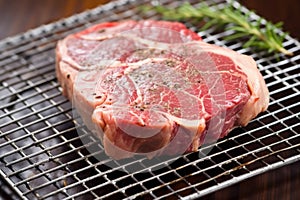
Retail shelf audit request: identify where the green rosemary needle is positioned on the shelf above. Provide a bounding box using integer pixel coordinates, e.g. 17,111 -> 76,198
147,2 -> 293,56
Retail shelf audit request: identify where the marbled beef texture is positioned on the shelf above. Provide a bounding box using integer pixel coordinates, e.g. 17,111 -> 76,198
56,20 -> 269,159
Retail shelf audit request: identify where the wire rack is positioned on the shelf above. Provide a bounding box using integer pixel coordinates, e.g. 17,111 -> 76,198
0,0 -> 299,199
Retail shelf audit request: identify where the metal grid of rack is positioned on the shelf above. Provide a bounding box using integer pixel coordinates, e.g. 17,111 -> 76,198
0,0 -> 299,199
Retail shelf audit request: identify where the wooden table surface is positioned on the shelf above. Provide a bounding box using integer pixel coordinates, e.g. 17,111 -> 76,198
0,0 -> 299,200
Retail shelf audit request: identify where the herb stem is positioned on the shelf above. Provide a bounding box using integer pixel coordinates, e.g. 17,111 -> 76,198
148,3 -> 293,56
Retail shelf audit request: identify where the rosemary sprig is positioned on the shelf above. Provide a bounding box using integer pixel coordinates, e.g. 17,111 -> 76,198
146,2 -> 293,56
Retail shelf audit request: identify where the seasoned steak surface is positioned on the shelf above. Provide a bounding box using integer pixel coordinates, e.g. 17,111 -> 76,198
56,20 -> 269,159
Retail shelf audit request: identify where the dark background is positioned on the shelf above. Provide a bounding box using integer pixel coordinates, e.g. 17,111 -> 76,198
0,0 -> 299,200
241,0 -> 300,40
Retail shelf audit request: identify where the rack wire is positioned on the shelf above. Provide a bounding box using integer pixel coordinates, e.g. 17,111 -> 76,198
0,0 -> 299,199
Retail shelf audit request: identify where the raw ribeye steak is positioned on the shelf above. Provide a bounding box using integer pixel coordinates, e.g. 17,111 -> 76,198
56,20 -> 269,159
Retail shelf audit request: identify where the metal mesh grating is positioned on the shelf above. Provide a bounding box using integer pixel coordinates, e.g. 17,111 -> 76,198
0,0 -> 299,199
